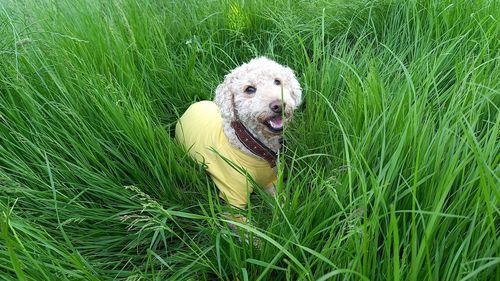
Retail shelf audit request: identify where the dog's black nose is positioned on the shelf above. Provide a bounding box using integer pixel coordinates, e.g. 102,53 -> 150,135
269,100 -> 284,113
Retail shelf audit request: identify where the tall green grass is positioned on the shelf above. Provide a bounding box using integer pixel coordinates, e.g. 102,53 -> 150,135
0,0 -> 498,280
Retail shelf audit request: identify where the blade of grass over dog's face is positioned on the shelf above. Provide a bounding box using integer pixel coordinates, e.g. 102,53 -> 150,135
0,0 -> 499,280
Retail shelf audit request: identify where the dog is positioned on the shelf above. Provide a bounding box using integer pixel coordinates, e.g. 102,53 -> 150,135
175,57 -> 302,224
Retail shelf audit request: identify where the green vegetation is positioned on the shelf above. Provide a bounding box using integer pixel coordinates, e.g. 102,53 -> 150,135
0,0 -> 498,280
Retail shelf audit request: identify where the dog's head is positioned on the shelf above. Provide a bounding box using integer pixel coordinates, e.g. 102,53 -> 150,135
215,57 -> 302,142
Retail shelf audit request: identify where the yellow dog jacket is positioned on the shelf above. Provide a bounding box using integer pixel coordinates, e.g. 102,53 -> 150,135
175,101 -> 277,209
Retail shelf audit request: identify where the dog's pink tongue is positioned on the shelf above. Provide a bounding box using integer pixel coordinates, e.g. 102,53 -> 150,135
269,116 -> 283,129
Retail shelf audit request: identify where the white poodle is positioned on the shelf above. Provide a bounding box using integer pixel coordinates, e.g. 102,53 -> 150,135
176,57 -> 302,214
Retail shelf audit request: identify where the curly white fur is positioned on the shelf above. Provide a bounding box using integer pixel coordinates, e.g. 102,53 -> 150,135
214,57 -> 302,155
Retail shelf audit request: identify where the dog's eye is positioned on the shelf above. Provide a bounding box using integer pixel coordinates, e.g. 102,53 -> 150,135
274,79 -> 281,86
244,86 -> 256,94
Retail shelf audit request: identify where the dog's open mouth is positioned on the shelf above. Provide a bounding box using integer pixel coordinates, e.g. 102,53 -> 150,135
264,116 -> 284,132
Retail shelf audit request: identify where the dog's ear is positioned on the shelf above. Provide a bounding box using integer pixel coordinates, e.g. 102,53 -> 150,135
291,83 -> 302,107
214,78 -> 236,120
287,68 -> 303,107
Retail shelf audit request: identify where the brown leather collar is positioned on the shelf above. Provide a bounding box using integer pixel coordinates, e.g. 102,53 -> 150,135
231,121 -> 277,168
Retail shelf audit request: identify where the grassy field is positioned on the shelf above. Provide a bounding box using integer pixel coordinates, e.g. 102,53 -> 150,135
0,0 -> 499,280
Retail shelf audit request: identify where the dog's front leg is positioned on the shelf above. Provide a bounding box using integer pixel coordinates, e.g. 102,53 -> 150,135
265,183 -> 287,209
223,211 -> 262,248
265,184 -> 277,198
